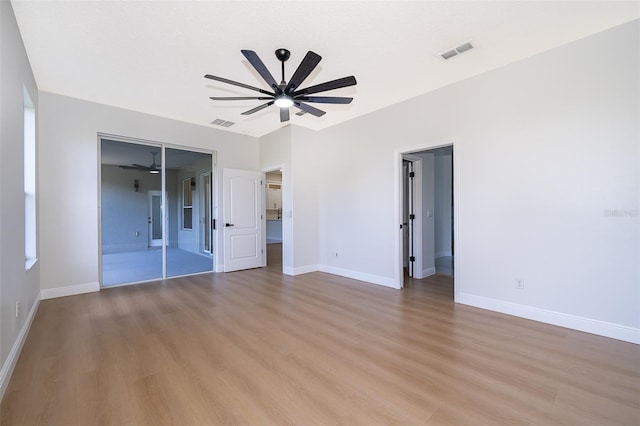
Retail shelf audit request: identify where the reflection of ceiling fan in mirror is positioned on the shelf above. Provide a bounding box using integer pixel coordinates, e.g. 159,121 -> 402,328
119,152 -> 161,174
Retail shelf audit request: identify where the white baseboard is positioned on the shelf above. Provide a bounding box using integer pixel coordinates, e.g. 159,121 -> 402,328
456,292 -> 640,344
0,292 -> 40,401
288,264 -> 319,276
435,251 -> 452,258
420,267 -> 436,278
40,282 -> 100,300
282,266 -> 293,276
282,264 -> 399,289
318,265 -> 399,289
215,264 -> 224,273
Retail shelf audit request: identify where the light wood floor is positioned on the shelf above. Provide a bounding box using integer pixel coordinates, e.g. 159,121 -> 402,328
2,266 -> 639,425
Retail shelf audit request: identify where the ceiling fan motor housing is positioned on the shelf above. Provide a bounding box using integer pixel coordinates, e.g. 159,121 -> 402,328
275,48 -> 290,62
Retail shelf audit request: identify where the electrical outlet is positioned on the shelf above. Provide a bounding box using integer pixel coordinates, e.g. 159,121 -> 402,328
15,301 -> 20,318
515,280 -> 525,290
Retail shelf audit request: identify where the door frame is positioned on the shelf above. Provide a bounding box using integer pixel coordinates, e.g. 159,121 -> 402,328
394,137 -> 459,298
401,154 -> 424,280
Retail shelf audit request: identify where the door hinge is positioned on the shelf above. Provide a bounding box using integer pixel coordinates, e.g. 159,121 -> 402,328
409,256 -> 415,262
212,219 -> 216,230
409,171 -> 415,178
409,214 -> 415,220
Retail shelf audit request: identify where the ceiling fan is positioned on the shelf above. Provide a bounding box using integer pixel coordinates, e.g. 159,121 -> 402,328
119,152 -> 161,174
205,48 -> 357,122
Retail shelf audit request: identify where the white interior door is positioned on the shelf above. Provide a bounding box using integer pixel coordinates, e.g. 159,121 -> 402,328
148,190 -> 163,247
223,168 -> 263,272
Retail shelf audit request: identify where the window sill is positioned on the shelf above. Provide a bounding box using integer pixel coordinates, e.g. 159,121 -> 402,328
25,258 -> 39,271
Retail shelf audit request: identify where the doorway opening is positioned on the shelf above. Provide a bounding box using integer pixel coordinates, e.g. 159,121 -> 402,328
433,146 -> 454,277
99,136 -> 215,287
398,142 -> 455,291
264,168 -> 283,270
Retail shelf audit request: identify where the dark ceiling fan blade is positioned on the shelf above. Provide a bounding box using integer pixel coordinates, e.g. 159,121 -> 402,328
294,96 -> 353,104
241,50 -> 280,93
292,76 -> 357,97
284,51 -> 322,95
280,107 -> 290,123
294,101 -> 326,117
241,101 -> 275,115
209,96 -> 274,101
204,74 -> 274,96
132,164 -> 151,169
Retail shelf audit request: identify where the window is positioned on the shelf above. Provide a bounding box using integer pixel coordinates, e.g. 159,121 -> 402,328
24,89 -> 37,269
182,177 -> 193,230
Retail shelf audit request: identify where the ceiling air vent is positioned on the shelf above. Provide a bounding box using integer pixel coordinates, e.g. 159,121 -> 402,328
211,118 -> 235,127
441,49 -> 458,60
440,41 -> 474,60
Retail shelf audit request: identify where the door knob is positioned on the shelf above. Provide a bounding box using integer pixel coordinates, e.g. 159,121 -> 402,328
225,223 -> 234,227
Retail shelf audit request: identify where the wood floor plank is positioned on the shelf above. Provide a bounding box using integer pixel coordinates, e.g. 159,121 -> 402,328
1,267 -> 638,425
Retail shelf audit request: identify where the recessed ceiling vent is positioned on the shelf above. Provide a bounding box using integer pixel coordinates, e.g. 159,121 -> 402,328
211,118 -> 235,127
440,41 -> 474,60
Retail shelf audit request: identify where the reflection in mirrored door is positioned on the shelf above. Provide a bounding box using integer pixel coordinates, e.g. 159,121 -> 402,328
148,191 -> 163,247
100,139 -> 163,285
165,147 -> 214,278
203,172 -> 213,254
100,138 -> 214,286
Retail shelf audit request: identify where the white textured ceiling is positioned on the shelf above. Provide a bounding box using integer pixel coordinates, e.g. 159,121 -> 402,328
11,1 -> 639,138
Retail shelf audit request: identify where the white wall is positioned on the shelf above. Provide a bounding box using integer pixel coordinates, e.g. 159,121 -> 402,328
286,20 -> 639,341
38,92 -> 258,292
258,125 -> 322,274
290,126 -> 321,272
0,0 -> 40,398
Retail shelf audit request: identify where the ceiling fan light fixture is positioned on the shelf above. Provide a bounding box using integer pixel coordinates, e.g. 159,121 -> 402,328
274,96 -> 294,108
149,169 -> 160,174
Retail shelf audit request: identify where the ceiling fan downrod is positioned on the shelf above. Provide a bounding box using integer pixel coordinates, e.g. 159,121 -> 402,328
275,48 -> 290,85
